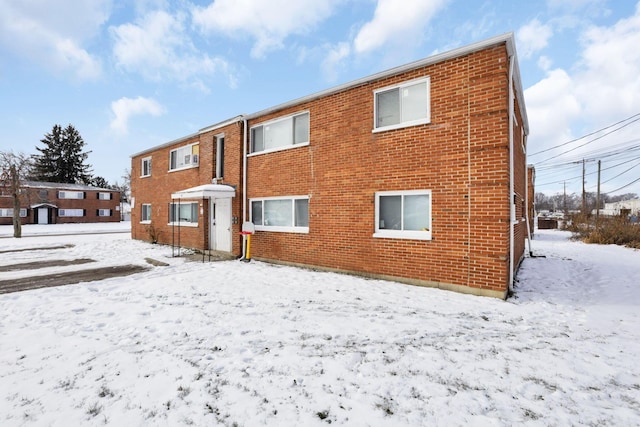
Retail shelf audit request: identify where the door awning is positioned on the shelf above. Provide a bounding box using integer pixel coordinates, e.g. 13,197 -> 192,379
171,184 -> 236,200
30,203 -> 58,208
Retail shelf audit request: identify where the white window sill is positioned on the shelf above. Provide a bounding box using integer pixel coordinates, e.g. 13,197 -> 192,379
168,164 -> 199,173
140,220 -> 151,224
248,142 -> 310,157
373,230 -> 432,241
140,174 -> 151,178
167,222 -> 199,227
254,226 -> 309,234
372,119 -> 430,134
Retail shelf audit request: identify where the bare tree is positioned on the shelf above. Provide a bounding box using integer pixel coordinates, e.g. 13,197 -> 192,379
0,151 -> 32,238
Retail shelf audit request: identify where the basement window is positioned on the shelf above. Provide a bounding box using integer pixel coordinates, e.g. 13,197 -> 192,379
169,202 -> 198,226
374,190 -> 432,240
250,196 -> 309,233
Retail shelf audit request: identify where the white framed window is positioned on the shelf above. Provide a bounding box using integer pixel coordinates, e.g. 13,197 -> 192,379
169,143 -> 199,171
250,196 -> 309,233
0,208 -> 27,217
59,209 -> 84,217
250,112 -> 309,154
97,209 -> 112,217
216,134 -> 225,179
58,191 -> 85,199
141,204 -> 151,223
374,77 -> 430,132
169,202 -> 198,225
141,157 -> 152,177
97,192 -> 112,200
374,190 -> 432,240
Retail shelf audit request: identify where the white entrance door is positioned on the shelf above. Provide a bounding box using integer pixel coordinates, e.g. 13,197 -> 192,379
38,208 -> 48,224
210,198 -> 232,252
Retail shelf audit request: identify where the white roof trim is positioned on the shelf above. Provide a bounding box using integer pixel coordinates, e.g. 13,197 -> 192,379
171,184 -> 236,200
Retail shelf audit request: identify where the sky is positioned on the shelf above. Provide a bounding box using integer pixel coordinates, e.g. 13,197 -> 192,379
1,0 -> 639,198
1,224 -> 639,425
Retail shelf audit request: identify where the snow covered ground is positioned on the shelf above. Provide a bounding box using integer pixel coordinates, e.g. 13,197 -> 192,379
0,223 -> 639,426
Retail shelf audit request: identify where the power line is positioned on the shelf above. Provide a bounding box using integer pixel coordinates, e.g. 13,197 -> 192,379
607,176 -> 640,194
529,112 -> 640,156
535,117 -> 640,164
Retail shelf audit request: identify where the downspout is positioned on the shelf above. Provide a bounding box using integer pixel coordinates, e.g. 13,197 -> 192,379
240,117 -> 248,260
508,53 -> 515,294
525,153 -> 534,257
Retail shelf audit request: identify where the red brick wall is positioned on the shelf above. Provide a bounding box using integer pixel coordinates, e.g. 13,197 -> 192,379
245,43 -> 523,297
130,41 -> 528,298
131,122 -> 244,254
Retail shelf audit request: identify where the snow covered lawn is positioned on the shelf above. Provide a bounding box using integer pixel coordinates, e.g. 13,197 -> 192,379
0,226 -> 639,426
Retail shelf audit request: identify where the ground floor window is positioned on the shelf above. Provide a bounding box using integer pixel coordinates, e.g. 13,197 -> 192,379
59,209 -> 85,217
97,209 -> 112,217
374,190 -> 431,240
141,204 -> 151,223
250,196 -> 309,233
0,208 -> 27,217
169,202 -> 198,225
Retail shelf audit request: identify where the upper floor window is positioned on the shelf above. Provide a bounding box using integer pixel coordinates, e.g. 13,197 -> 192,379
97,192 -> 112,200
250,112 -> 309,154
250,196 -> 309,233
141,157 -> 152,177
58,191 -> 85,199
216,134 -> 225,179
374,77 -> 430,132
169,143 -> 199,171
374,190 -> 432,240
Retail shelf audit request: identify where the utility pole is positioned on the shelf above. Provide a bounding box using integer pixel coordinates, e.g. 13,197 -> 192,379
563,181 -> 567,216
582,159 -> 586,215
596,160 -> 601,226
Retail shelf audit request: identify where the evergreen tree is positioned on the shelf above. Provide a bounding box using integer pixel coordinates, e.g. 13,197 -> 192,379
91,176 -> 110,189
32,124 -> 93,184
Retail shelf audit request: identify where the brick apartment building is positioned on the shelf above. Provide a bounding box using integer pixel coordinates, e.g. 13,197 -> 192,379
0,181 -> 121,225
131,33 -> 530,299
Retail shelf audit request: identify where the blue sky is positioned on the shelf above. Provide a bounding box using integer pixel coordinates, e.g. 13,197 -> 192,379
1,0 -> 639,198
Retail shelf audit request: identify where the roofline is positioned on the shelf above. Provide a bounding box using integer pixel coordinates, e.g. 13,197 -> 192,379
131,115 -> 245,158
130,132 -> 200,158
22,181 -> 118,192
131,32 -> 528,158
198,115 -> 244,134
245,32 -> 528,134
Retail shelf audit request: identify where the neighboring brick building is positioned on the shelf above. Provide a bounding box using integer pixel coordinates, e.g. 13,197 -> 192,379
0,181 -> 121,225
131,33 -> 530,299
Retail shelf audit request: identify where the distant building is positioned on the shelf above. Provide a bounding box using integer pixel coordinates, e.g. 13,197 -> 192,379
0,181 -> 121,225
596,199 -> 640,217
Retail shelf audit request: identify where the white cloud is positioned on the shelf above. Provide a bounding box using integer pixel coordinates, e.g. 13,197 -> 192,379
192,0 -> 338,58
321,42 -> 351,82
574,3 -> 640,120
517,19 -> 553,59
0,0 -> 108,80
353,0 -> 448,54
110,10 -> 233,91
525,68 -> 582,156
110,96 -> 165,134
